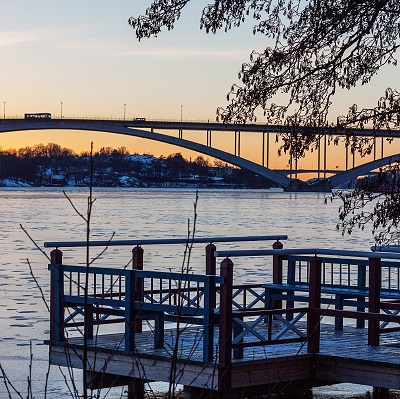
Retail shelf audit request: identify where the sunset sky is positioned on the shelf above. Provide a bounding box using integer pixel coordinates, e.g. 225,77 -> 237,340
1,1 -> 399,170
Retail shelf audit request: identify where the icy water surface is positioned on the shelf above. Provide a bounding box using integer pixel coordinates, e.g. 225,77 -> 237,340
0,187 -> 375,397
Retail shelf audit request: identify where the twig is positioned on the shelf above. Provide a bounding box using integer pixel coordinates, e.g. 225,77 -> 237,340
0,363 -> 23,398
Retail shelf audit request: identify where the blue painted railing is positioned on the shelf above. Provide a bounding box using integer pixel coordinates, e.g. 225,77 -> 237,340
49,262 -> 223,362
47,241 -> 400,393
48,239 -> 400,376
47,235 -> 287,365
44,235 -> 288,248
215,247 -> 400,345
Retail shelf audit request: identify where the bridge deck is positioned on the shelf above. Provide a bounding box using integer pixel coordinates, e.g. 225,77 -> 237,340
3,118 -> 399,190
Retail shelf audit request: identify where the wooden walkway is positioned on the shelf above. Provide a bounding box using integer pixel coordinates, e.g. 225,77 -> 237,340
44,239 -> 400,398
65,321 -> 400,363
50,321 -> 400,394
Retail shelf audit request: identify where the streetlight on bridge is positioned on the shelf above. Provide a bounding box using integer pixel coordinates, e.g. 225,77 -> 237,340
124,103 -> 126,120
3,102 -> 5,119
181,105 -> 183,122
61,102 -> 63,119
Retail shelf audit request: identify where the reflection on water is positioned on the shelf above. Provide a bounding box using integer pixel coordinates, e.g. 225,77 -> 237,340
0,187 -> 376,397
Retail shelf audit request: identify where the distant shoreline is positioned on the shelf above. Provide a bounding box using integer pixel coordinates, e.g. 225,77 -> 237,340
0,178 -> 283,190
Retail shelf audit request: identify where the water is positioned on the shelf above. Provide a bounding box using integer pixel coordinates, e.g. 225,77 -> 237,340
0,187 -> 375,398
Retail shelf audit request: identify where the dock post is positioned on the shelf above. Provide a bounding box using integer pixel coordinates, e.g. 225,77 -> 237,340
50,249 -> 64,343
272,241 -> 284,310
204,242 -> 217,361
84,305 -> 94,340
130,246 -> 145,397
307,256 -> 322,354
132,245 -> 144,333
203,273 -> 216,362
286,256 -> 295,321
219,257 -> 233,392
357,263 -> 367,328
125,269 -> 136,352
368,257 -> 381,347
206,243 -> 216,275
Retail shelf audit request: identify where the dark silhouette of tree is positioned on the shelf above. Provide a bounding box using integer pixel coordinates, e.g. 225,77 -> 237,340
129,1 -> 400,244
129,1 -> 400,156
330,163 -> 400,244
1,145 -> 263,188
165,153 -> 190,178
191,155 -> 210,178
0,149 -> 18,180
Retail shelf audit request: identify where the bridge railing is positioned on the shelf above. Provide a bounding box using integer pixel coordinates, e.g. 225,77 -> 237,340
1,116 -> 220,123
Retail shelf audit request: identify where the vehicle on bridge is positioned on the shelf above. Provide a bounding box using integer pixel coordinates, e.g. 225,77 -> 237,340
24,113 -> 51,119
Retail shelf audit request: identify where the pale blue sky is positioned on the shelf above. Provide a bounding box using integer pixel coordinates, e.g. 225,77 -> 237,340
2,2 -> 264,120
1,1 -> 399,165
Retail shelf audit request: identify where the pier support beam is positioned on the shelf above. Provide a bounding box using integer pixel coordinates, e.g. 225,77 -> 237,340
127,379 -> 145,399
373,387 -> 390,399
184,384 -> 313,399
184,386 -> 218,399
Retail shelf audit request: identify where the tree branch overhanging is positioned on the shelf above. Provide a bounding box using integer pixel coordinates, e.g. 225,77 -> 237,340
129,0 -> 400,160
129,0 -> 400,245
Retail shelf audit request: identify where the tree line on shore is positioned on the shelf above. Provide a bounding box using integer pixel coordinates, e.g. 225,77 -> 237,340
0,143 -> 272,188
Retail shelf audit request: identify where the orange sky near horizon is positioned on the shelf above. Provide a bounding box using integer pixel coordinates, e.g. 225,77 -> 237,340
1,1 -> 400,179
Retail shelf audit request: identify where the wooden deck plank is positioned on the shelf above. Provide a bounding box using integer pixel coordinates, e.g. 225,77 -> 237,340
65,321 -> 400,364
49,321 -> 400,391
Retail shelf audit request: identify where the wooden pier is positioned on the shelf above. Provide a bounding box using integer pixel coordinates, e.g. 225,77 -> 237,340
45,237 -> 400,398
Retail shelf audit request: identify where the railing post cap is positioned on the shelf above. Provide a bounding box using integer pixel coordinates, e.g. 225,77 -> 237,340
50,248 -> 63,264
50,248 -> 62,253
221,257 -> 233,267
132,245 -> 144,253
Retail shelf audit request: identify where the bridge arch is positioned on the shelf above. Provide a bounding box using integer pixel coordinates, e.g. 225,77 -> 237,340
328,154 -> 400,188
0,120 -> 292,188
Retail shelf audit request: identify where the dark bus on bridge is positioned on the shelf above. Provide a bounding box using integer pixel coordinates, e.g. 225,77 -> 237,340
24,113 -> 51,119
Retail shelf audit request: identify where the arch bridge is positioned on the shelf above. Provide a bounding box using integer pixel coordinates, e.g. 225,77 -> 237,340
1,118 -> 399,191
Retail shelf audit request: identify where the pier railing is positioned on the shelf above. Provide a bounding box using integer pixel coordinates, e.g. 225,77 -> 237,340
49,261 -> 223,361
46,235 -> 286,364
47,237 -> 400,386
215,247 -> 400,349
